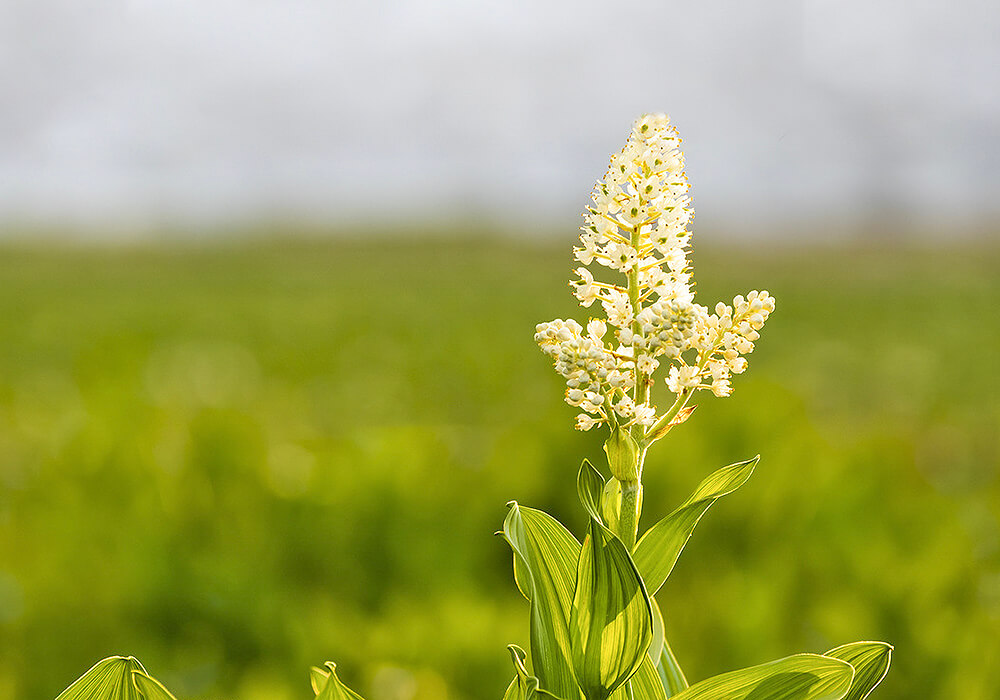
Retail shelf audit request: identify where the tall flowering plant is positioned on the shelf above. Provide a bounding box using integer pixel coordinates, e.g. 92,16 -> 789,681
53,116 -> 890,700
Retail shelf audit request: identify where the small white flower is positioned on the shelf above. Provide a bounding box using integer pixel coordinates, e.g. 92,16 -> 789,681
636,354 -> 658,375
614,395 -> 636,418
632,403 -> 657,426
587,318 -> 607,341
576,414 -> 601,431
573,267 -> 600,307
602,290 -> 633,328
666,365 -> 700,394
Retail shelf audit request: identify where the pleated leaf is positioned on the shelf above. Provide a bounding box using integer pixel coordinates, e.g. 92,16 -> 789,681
647,598 -> 688,697
132,671 -> 178,700
823,642 -> 892,700
56,656 -> 148,700
502,502 -> 584,700
311,666 -> 332,695
578,460 -> 606,524
671,654 -> 854,700
610,655 -> 668,700
314,662 -> 365,700
600,478 -> 622,534
570,516 -> 653,700
502,645 -> 571,700
633,456 -> 758,595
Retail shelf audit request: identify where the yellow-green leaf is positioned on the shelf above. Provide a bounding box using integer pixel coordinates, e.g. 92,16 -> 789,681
578,459 -> 606,524
671,654 -> 854,700
132,671 -> 178,700
56,656 -> 148,700
611,655 -> 668,700
502,502 -> 584,700
633,456 -> 758,595
604,428 -> 640,482
502,645 -> 571,700
823,642 -> 892,700
311,666 -> 332,695
314,662 -> 365,700
570,516 -> 653,699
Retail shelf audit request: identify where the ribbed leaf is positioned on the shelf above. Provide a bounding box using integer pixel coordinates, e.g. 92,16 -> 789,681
132,671 -> 178,700
56,656 -> 148,700
648,599 -> 688,697
570,516 -> 653,700
671,654 -> 854,700
314,662 -> 365,700
823,642 -> 892,700
502,502 -> 584,700
502,645 -> 571,700
600,478 -> 622,534
633,456 -> 758,595
578,460 -> 606,524
610,656 -> 668,700
311,666 -> 332,695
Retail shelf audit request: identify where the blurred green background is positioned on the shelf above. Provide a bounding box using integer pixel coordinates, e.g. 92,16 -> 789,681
0,236 -> 997,699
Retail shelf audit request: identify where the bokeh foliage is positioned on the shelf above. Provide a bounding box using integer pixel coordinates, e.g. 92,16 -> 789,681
0,237 -> 997,699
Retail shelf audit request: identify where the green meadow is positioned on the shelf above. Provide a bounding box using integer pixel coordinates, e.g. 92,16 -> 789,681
0,237 -> 997,699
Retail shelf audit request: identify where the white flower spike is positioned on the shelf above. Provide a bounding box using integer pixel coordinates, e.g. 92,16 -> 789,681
535,114 -> 775,435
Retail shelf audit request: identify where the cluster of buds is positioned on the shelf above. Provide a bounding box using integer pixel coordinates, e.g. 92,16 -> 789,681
536,114 -> 775,433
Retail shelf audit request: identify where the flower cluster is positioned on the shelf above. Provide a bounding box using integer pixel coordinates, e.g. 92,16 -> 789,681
536,114 -> 775,433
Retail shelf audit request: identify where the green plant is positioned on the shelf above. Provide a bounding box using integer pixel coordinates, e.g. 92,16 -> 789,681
53,115 -> 891,700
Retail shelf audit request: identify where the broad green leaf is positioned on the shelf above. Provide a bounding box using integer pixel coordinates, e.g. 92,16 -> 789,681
311,666 -> 332,695
314,662 -> 365,700
502,502 -> 584,700
56,656 -> 148,700
578,459 -> 606,523
132,671 -> 178,700
671,654 -> 854,700
570,516 -> 653,700
633,456 -> 758,595
823,642 -> 892,700
649,599 -> 688,697
611,656 -> 668,700
656,642 -> 689,698
502,645 -> 570,700
648,598 -> 665,667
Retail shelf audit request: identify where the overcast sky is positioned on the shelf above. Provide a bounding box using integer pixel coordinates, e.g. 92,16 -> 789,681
1,0 -> 998,236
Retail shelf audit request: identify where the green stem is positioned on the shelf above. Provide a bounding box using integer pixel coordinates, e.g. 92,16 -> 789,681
627,226 -> 649,409
619,481 -> 639,551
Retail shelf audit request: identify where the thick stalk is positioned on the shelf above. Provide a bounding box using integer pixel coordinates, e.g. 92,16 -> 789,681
619,480 -> 640,551
617,447 -> 646,550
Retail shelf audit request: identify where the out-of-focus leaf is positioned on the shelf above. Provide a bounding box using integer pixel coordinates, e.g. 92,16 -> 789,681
132,671 -> 178,700
671,654 -> 854,700
610,656 -> 668,700
823,642 -> 892,700
314,662 -> 365,700
502,502 -> 584,700
56,656 -> 148,700
578,460 -> 606,523
502,645 -> 570,700
570,515 -> 653,699
634,456 -> 758,595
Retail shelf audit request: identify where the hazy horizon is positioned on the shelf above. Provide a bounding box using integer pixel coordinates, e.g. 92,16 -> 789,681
2,1 -> 998,239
